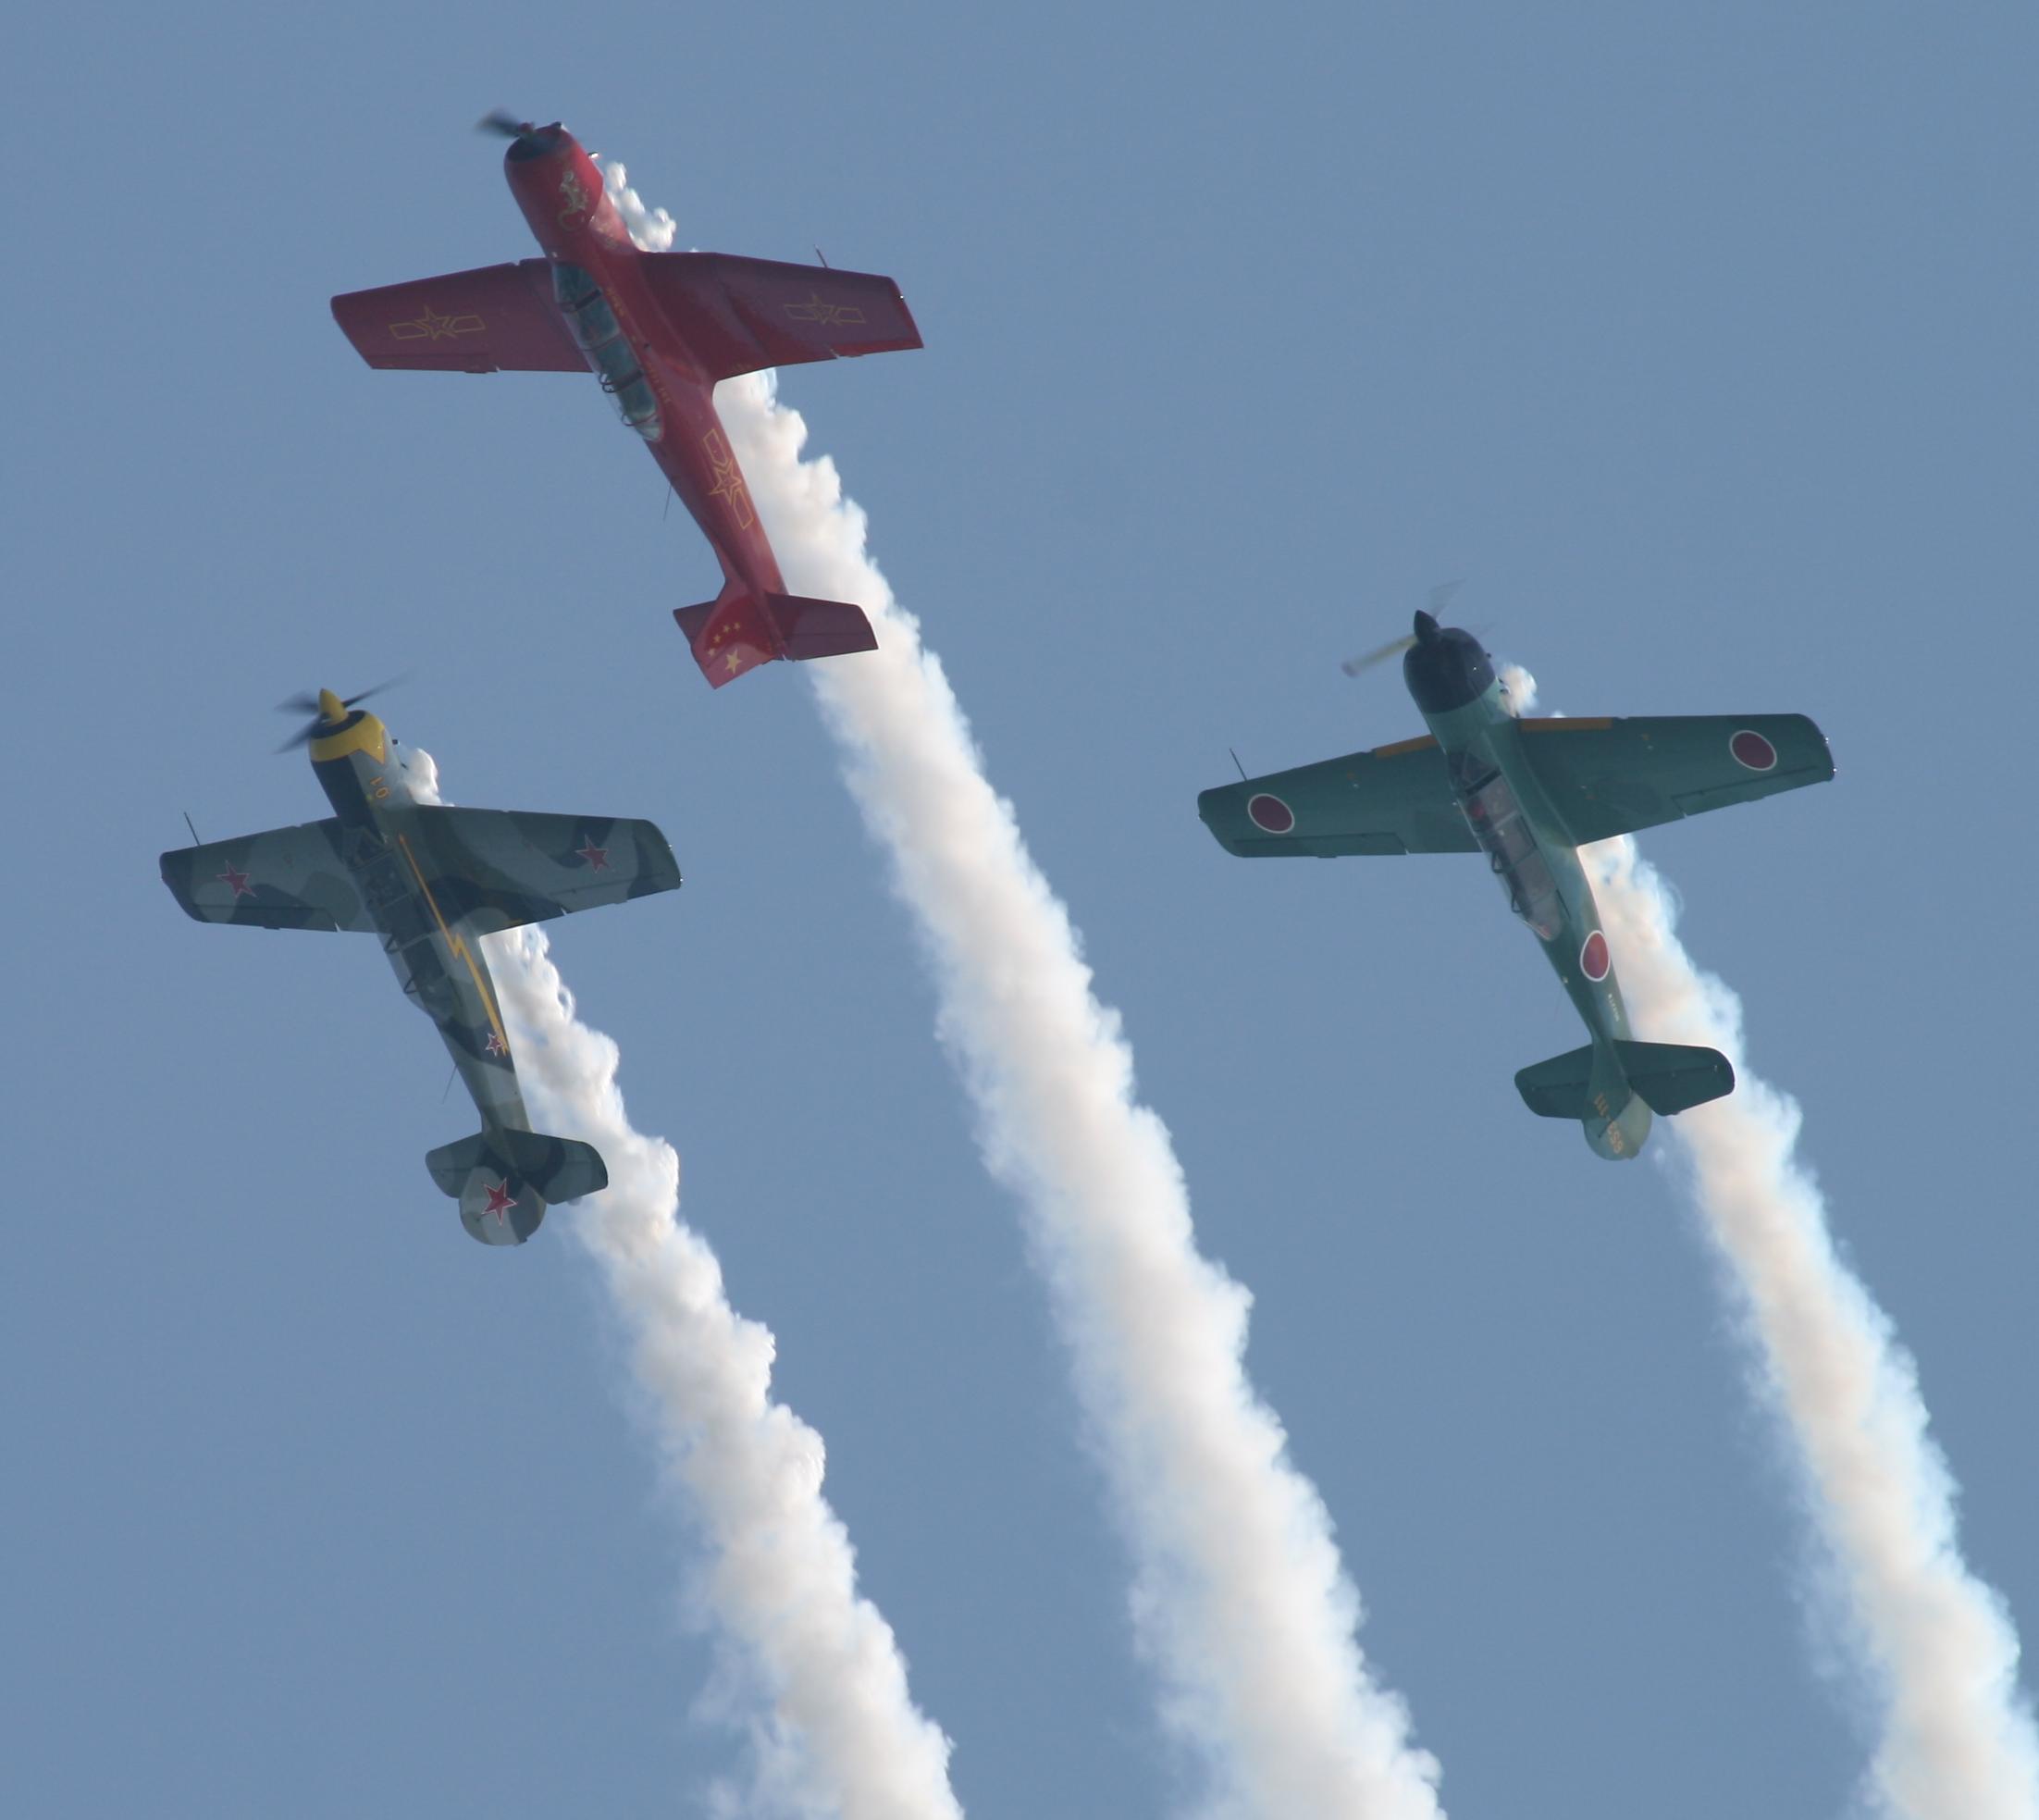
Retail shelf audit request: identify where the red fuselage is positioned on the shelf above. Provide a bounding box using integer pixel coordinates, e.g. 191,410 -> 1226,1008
502,131 -> 785,608
334,121 -> 919,684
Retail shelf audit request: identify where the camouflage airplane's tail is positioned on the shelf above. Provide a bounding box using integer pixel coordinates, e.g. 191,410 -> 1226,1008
674,580 -> 877,689
1515,1039 -> 1734,1162
426,1129 -> 609,1247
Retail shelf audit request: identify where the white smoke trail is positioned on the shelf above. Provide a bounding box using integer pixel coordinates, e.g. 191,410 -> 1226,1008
403,749 -> 963,1820
1503,673 -> 2039,1819
603,160 -> 1444,1814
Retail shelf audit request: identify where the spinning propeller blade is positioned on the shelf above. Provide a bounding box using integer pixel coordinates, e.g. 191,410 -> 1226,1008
1340,581 -> 1470,678
274,677 -> 407,753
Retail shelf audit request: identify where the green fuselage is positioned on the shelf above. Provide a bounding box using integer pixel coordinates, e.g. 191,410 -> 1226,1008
1412,679 -> 1652,1160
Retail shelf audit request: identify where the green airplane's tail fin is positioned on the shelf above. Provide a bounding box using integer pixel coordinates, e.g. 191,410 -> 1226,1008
1514,1041 -> 1734,1120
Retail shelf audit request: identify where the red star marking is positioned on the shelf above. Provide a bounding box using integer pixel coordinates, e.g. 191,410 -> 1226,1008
217,865 -> 254,898
484,1030 -> 509,1058
575,838 -> 611,872
482,1182 -> 517,1222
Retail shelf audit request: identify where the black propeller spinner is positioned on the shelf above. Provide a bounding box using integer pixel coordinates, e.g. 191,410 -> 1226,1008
1340,580 -> 1467,678
476,110 -> 564,159
477,108 -> 536,140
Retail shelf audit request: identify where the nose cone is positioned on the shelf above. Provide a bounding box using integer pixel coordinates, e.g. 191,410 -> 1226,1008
503,125 -> 612,253
502,119 -> 569,163
316,688 -> 347,724
1403,620 -> 1496,715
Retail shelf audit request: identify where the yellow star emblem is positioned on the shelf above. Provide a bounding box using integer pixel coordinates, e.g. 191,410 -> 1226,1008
784,293 -> 867,328
389,305 -> 485,342
701,431 -> 755,529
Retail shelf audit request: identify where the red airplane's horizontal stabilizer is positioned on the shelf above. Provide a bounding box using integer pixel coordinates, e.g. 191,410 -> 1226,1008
765,594 -> 880,662
331,260 -> 585,374
675,590 -> 877,688
640,254 -> 923,382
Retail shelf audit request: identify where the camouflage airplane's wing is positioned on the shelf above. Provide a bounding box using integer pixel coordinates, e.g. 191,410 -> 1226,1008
160,821 -> 375,932
1199,737 -> 1478,857
330,261 -> 586,374
640,253 -> 923,381
397,808 -> 681,934
1514,714 -> 1835,847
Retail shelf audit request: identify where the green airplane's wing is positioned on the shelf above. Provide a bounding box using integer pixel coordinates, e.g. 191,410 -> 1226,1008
400,807 -> 682,934
1515,713 -> 1835,846
1198,737 -> 1477,857
159,820 -> 374,932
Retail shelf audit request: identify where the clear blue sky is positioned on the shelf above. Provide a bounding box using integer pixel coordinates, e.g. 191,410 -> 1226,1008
7,5 -> 2035,1816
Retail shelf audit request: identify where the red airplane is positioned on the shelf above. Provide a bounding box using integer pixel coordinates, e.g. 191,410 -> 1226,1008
331,116 -> 923,688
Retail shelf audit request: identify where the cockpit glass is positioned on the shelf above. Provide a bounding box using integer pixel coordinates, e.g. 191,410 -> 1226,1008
1453,761 -> 1562,939
550,264 -> 663,442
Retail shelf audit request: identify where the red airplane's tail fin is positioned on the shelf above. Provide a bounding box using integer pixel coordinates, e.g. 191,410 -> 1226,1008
675,588 -> 877,688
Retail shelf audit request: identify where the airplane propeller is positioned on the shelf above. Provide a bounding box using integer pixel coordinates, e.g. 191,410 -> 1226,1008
275,678 -> 404,752
1339,632 -> 1418,678
476,109 -> 537,141
1340,580 -> 1468,678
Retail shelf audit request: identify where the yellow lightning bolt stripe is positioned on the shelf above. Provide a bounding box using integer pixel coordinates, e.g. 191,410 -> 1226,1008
394,833 -> 511,1057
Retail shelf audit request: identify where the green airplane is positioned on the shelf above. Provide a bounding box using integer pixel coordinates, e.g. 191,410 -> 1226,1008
162,689 -> 681,1243
1198,611 -> 1834,1159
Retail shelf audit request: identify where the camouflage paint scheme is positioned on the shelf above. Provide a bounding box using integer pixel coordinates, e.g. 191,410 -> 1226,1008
161,693 -> 681,1243
1198,613 -> 1835,1160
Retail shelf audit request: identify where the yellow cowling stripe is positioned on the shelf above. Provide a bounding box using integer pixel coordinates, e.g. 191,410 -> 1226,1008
309,711 -> 389,765
394,833 -> 511,1056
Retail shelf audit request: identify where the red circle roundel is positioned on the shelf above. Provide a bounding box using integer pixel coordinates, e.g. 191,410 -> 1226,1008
1730,728 -> 1778,773
1247,793 -> 1296,835
1580,931 -> 1611,982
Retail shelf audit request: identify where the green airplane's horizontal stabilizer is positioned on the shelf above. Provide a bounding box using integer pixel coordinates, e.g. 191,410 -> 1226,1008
1614,1041 -> 1736,1116
1515,1041 -> 1734,1120
426,1129 -> 609,1203
1514,1046 -> 1599,1120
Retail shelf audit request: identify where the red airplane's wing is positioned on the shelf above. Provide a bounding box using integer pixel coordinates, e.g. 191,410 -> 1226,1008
639,254 -> 923,381
331,260 -> 586,374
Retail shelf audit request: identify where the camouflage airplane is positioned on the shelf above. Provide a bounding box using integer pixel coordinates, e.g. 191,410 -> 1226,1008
1197,610 -> 1835,1159
161,689 -> 681,1243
